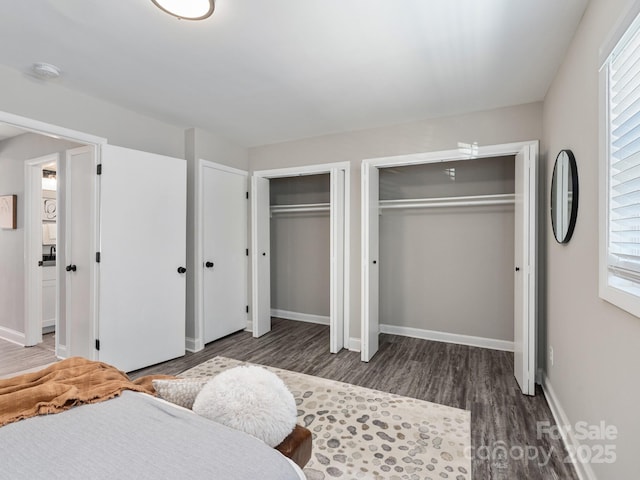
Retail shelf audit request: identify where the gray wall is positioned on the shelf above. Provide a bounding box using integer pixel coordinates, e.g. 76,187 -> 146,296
542,0 -> 639,477
380,207 -> 514,340
249,102 -> 543,341
271,214 -> 331,316
0,133 -> 81,342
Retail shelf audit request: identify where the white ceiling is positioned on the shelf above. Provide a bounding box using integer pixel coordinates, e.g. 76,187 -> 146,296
0,0 -> 588,147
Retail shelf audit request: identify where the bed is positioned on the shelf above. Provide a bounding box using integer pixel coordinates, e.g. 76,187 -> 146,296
0,359 -> 307,480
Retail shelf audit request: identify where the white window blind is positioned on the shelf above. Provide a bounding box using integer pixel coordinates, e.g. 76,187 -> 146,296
607,17 -> 640,282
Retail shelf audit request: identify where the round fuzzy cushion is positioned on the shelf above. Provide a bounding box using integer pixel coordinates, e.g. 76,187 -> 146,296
192,366 -> 297,447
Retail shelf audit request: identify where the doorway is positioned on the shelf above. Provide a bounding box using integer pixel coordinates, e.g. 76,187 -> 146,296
251,162 -> 350,353
25,154 -> 59,347
0,110 -> 105,360
23,144 -> 99,360
361,141 -> 538,395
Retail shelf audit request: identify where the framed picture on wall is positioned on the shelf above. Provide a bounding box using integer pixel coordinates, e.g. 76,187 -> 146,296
0,195 -> 17,229
42,198 -> 57,220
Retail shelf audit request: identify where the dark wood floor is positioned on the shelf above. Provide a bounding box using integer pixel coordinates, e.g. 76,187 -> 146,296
131,318 -> 578,480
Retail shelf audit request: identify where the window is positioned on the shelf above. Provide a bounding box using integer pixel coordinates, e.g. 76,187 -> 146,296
600,5 -> 640,316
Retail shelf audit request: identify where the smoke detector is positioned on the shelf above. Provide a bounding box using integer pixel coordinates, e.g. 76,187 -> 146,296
32,62 -> 61,80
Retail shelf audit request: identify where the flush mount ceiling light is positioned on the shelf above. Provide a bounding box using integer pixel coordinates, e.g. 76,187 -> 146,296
151,0 -> 215,20
32,62 -> 61,80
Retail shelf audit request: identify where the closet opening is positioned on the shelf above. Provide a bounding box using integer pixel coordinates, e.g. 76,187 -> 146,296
378,156 -> 516,352
270,174 -> 331,328
251,162 -> 350,353
361,141 -> 538,395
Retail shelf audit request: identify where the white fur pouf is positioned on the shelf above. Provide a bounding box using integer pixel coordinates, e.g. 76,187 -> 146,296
192,366 -> 297,447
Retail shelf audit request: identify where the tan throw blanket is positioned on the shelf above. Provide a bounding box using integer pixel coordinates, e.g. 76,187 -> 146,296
0,357 -> 174,427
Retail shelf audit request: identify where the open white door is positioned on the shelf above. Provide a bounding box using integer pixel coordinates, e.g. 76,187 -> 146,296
201,161 -> 248,344
251,175 -> 271,337
514,144 -> 537,395
361,162 -> 379,362
98,145 -> 186,372
65,146 -> 96,360
330,168 -> 345,353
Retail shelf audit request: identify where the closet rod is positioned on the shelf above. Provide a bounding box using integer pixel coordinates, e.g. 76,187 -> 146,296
379,193 -> 515,210
270,203 -> 330,214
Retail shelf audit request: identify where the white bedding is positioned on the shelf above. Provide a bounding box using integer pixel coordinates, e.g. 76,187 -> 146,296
0,391 -> 306,480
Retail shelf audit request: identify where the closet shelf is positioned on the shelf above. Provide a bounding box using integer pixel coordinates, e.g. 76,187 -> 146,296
379,193 -> 515,210
270,203 -> 331,214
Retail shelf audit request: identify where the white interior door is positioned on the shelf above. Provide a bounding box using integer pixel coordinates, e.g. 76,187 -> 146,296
330,168 -> 345,353
251,175 -> 271,337
98,145 -> 186,372
514,145 -> 537,395
361,163 -> 379,362
201,161 -> 248,344
65,146 -> 96,360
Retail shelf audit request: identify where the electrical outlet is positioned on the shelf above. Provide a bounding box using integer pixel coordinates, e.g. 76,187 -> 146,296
549,346 -> 554,366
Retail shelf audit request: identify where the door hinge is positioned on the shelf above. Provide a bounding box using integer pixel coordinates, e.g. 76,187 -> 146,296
246,248 -> 249,256
95,339 -> 100,351
96,164 -> 102,175
246,305 -> 249,313
96,252 -> 101,263
246,191 -> 249,199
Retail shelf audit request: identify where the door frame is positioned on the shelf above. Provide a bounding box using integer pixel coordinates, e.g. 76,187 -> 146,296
1,110 -> 106,358
193,159 -> 249,352
24,153 -> 59,347
361,141 -> 538,394
251,161 -> 351,352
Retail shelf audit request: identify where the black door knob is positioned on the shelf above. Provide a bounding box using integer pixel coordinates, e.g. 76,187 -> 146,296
205,261 -> 214,268
262,252 -> 266,256
515,267 -> 520,272
66,264 -> 77,272
373,260 -> 377,264
177,266 -> 187,274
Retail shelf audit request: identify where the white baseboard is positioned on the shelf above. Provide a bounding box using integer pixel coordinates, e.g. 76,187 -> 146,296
379,324 -> 514,352
245,320 -> 253,332
540,372 -> 597,480
271,309 -> 330,326
43,319 -> 55,329
0,326 -> 26,346
348,337 -> 361,352
185,336 -> 203,353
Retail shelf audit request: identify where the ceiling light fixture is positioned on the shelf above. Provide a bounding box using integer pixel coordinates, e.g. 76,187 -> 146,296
151,0 -> 215,20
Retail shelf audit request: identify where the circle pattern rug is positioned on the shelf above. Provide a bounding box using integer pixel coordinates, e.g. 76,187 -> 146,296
180,356 -> 471,480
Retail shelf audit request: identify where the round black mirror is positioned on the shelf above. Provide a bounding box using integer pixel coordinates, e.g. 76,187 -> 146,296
551,149 -> 579,244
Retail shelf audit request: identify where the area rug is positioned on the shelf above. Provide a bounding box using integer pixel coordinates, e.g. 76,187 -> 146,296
180,357 -> 471,480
